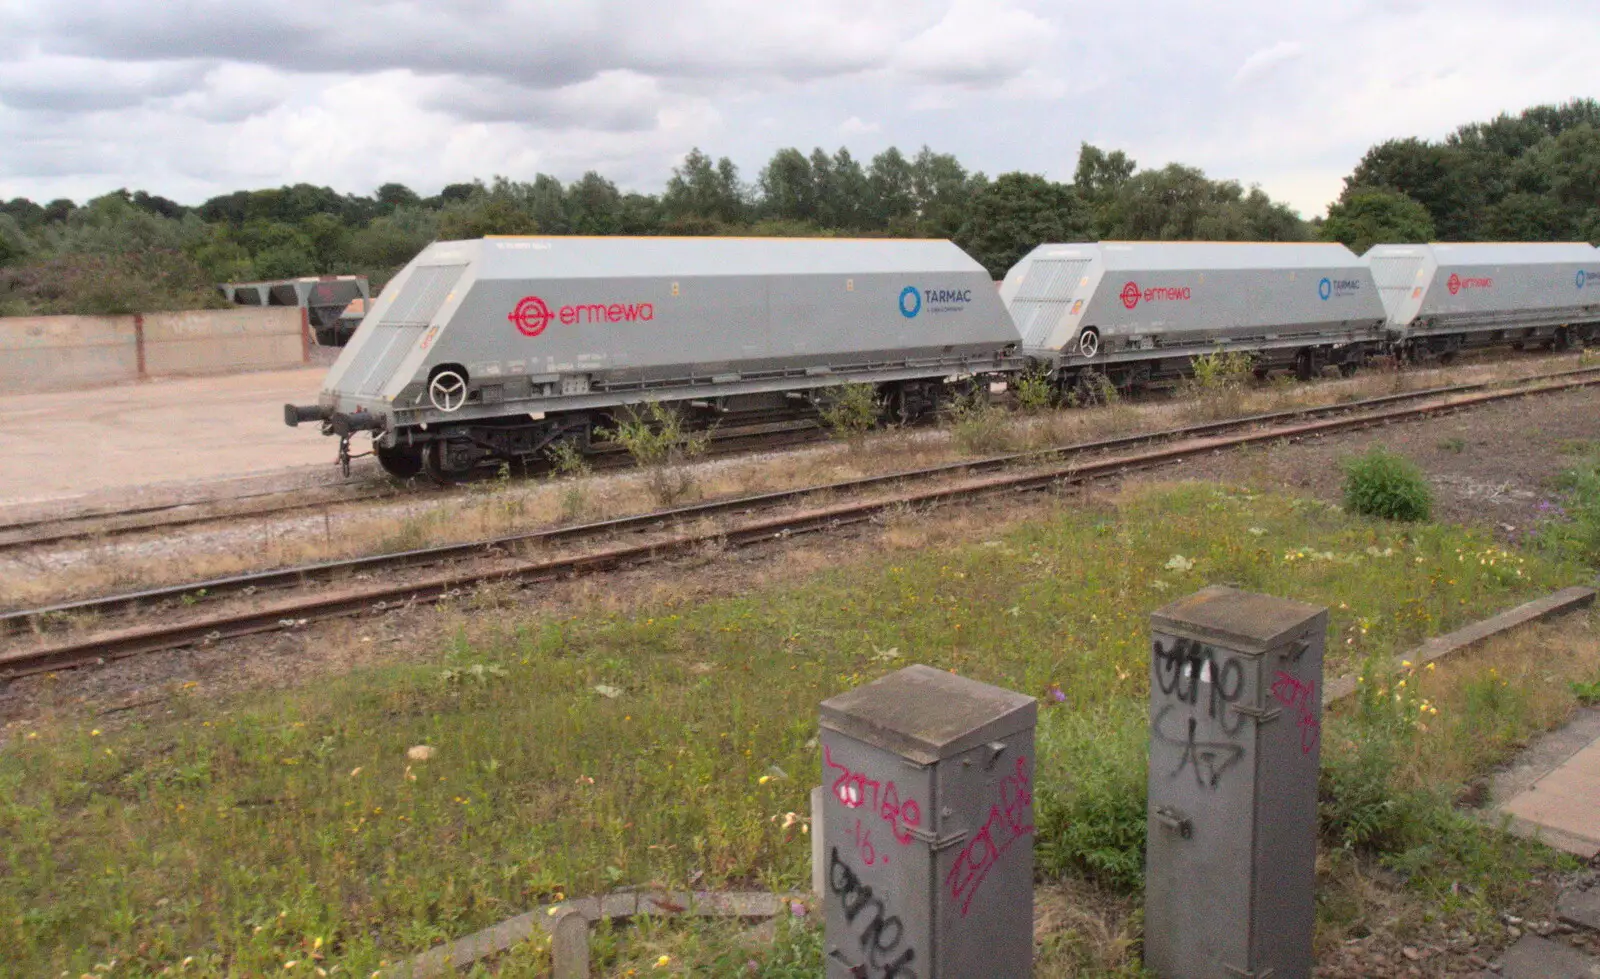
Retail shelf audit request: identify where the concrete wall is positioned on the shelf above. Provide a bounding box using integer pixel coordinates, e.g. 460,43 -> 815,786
0,307 -> 308,392
143,307 -> 305,377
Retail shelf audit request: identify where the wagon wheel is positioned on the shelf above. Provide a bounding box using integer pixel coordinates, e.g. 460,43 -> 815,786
428,370 -> 468,412
375,444 -> 424,479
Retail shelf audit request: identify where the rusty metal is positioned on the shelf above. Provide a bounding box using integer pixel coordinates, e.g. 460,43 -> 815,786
5,368 -> 1599,679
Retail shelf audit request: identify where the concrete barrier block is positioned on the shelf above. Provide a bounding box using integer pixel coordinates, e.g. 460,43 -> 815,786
0,315 -> 139,390
143,308 -> 305,376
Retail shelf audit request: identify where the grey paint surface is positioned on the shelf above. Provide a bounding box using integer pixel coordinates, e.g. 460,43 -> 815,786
1145,586 -> 1327,979
999,241 -> 1387,365
318,237 -> 1020,428
1364,242 -> 1600,338
819,665 -> 1036,978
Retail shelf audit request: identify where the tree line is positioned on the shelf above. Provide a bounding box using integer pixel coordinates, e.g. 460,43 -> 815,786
1,98 -> 1595,316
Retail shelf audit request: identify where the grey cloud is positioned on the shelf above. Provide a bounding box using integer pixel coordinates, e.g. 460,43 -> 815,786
421,71 -> 664,131
0,58 -> 209,113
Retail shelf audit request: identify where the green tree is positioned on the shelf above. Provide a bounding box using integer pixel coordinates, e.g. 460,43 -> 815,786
910,146 -> 977,237
663,148 -> 745,225
867,147 -> 916,231
566,172 -> 623,235
437,197 -> 537,239
375,182 -> 421,211
955,172 -> 1092,277
757,147 -> 816,223
1320,187 -> 1436,253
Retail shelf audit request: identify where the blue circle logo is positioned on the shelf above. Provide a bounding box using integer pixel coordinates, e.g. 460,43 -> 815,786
1318,277 -> 1332,301
899,286 -> 922,318
1579,270 -> 1587,289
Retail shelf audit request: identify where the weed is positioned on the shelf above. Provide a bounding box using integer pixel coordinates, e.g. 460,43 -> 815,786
1534,446 -> 1600,566
1573,677 -> 1600,705
1183,350 -> 1253,419
1438,437 -> 1466,454
1014,366 -> 1057,414
605,402 -> 711,505
948,391 -> 1018,454
1342,447 -> 1433,522
817,383 -> 881,450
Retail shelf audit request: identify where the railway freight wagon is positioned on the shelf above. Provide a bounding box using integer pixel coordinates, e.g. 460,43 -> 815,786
1362,242 -> 1600,359
1000,241 -> 1388,392
287,236 -> 1022,480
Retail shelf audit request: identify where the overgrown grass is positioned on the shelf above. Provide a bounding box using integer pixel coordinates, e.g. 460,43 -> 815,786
0,482 -> 1590,975
1342,446 -> 1433,522
1534,440 -> 1600,566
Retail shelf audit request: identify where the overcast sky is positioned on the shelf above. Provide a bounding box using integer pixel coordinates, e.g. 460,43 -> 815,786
0,0 -> 1591,218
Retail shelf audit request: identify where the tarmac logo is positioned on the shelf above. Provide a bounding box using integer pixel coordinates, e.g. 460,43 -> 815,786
1318,277 -> 1362,301
1120,280 -> 1192,310
899,286 -> 922,318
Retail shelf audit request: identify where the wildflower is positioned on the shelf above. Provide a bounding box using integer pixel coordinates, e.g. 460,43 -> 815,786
25,731 -> 37,740
1164,554 -> 1195,572
90,729 -> 101,737
1401,660 -> 1412,669
1426,663 -> 1436,672
349,767 -> 362,778
406,745 -> 435,762
1046,684 -> 1066,703
759,775 -> 772,785
656,955 -> 672,968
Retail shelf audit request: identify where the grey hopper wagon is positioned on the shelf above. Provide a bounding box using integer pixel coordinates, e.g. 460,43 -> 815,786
287,236 -> 1022,479
1363,242 -> 1600,360
999,241 -> 1388,391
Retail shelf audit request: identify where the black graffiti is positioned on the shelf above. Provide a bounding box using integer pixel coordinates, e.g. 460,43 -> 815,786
1153,635 -> 1247,734
1153,705 -> 1246,789
829,847 -> 919,979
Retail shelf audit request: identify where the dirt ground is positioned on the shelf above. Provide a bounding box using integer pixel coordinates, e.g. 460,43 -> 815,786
0,365 -> 356,514
1159,383 -> 1600,543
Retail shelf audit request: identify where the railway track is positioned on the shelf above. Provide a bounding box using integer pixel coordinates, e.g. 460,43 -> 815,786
0,352 -> 1580,555
0,416 -> 827,554
5,364 -> 1600,681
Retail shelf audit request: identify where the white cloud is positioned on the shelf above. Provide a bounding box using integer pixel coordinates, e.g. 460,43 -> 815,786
1231,41 -> 1303,87
839,115 -> 881,136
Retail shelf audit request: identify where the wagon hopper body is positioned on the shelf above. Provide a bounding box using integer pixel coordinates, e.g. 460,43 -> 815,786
1363,242 -> 1600,358
1000,241 -> 1388,388
289,236 -> 1021,479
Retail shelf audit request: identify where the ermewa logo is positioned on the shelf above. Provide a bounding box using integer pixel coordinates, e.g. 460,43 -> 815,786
1446,273 -> 1492,296
1119,281 -> 1192,310
509,296 -> 654,337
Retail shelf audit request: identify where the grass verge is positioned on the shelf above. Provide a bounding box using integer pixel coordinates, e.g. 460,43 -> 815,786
0,481 -> 1594,976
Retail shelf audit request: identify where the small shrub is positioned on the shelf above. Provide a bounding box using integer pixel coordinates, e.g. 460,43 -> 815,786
818,383 -> 881,450
1342,447 -> 1433,521
948,391 -> 1018,454
1013,366 -> 1057,414
605,402 -> 710,505
1183,350 -> 1254,419
1437,437 -> 1466,454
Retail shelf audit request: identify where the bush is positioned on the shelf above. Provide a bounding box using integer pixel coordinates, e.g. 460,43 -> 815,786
1013,366 -> 1057,413
1342,447 -> 1432,521
818,382 -> 880,450
949,390 -> 1018,454
605,402 -> 710,505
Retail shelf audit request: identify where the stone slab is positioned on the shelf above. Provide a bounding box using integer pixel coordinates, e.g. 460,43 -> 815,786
1323,586 -> 1597,705
1494,705 -> 1600,859
1485,934 -> 1600,979
1559,888 -> 1600,933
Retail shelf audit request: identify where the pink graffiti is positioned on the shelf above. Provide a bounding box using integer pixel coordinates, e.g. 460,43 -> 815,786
943,757 -> 1034,918
1271,670 -> 1320,755
825,744 -> 923,845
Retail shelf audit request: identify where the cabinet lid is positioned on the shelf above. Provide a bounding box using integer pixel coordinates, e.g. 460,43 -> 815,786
819,664 -> 1037,766
1151,585 -> 1325,656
